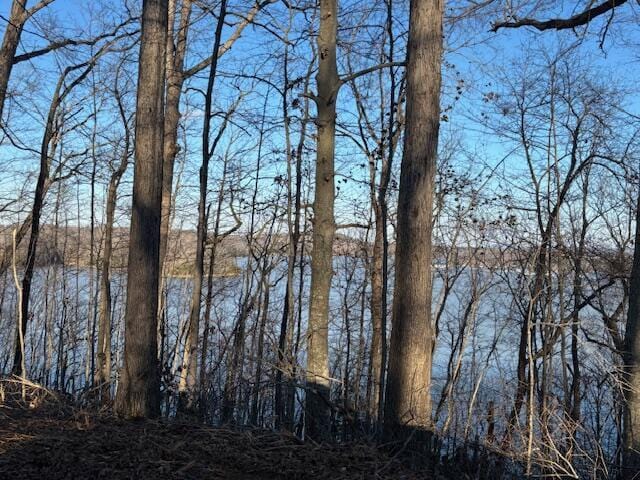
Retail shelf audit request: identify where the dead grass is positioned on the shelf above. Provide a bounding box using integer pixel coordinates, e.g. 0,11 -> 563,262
0,378 -> 429,479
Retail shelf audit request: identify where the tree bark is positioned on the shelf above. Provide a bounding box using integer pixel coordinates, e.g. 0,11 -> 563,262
114,0 -> 168,419
0,0 -> 28,123
176,0 -> 226,413
250,274 -> 270,426
96,82 -> 131,403
384,0 -> 443,436
623,187 -> 640,477
305,0 -> 339,441
369,204 -> 384,423
158,0 -> 192,324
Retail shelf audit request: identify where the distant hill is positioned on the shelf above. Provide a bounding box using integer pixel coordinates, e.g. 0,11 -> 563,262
1,223 -> 623,277
0,224 -> 243,278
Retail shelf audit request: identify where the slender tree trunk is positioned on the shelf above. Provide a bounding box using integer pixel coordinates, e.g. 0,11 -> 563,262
221,102 -> 265,423
222,289 -> 256,423
305,0 -> 340,441
369,204 -> 384,422
158,0 -> 192,341
86,68 -> 100,390
115,0 -> 168,419
11,118 -> 51,376
276,43 -> 294,431
11,61 -> 88,375
368,0 -> 397,430
566,170 -> 589,460
341,265 -> 354,439
0,0 -> 28,123
198,157 -> 231,416
96,183 -> 116,399
276,56 -> 313,430
354,266 -> 367,414
96,85 -> 130,403
176,0 -> 226,412
250,276 -> 270,426
384,0 -> 443,437
158,0 -> 266,306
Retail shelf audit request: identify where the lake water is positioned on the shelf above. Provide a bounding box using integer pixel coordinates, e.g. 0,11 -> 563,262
0,257 -> 623,470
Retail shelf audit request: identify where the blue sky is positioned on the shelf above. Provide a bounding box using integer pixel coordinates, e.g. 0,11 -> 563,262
0,0 -> 639,234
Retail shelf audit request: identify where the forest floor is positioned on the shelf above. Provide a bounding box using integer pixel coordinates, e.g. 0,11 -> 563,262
0,380 -> 433,479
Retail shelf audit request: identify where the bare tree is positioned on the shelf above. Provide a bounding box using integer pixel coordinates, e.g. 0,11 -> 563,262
493,4 -> 640,474
96,67 -> 132,403
384,0 -> 444,439
11,52 -> 108,375
304,0 -> 340,440
158,0 -> 276,314
0,0 -> 55,122
115,0 -> 168,419
176,0 -> 228,413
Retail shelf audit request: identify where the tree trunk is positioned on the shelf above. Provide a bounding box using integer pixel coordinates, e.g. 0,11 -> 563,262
158,0 -> 192,332
276,43 -> 295,431
11,60 -> 92,375
305,0 -> 339,441
96,84 -> 130,403
114,0 -> 168,419
369,204 -> 384,422
623,187 -> 640,477
276,54 -> 313,430
176,0 -> 226,412
198,155 -> 231,416
158,0 -> 266,308
250,276 -> 270,426
0,0 -> 28,123
11,98 -> 52,376
384,0 -> 443,436
368,0 -> 397,430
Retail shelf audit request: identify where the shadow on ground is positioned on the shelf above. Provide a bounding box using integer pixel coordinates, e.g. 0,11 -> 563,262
0,403 -> 432,479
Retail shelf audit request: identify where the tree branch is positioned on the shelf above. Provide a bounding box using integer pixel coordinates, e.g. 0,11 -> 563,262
27,0 -> 56,17
14,17 -> 138,64
338,61 -> 405,86
336,223 -> 369,230
183,0 -> 276,78
491,0 -> 629,32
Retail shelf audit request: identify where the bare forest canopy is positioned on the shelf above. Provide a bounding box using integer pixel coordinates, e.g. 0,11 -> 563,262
1,0 -> 640,479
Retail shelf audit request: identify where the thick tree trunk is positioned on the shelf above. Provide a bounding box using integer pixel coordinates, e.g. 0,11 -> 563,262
623,188 -> 640,478
384,0 -> 443,436
114,0 -> 168,419
305,0 -> 339,441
